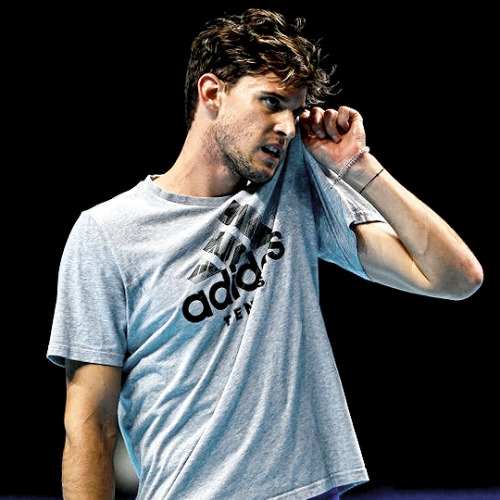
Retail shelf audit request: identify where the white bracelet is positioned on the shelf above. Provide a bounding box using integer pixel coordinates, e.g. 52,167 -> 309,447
334,146 -> 370,184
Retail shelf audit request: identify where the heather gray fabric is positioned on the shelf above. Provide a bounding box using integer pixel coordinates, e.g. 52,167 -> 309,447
48,136 -> 384,499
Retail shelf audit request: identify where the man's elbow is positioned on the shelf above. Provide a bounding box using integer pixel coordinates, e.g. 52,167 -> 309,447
441,257 -> 484,301
64,405 -> 119,453
65,416 -> 119,447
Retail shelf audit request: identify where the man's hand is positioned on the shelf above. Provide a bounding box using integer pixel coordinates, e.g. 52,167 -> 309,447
299,106 -> 367,173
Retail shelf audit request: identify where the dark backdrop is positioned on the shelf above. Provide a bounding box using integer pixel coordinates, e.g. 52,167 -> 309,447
6,2 -> 497,496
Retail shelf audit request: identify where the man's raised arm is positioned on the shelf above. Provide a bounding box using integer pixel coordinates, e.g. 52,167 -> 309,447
300,106 -> 483,300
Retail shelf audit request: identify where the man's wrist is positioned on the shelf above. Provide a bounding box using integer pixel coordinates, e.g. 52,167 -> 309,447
341,153 -> 384,192
333,147 -> 370,185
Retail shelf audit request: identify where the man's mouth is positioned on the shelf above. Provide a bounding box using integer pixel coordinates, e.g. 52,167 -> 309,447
261,145 -> 282,160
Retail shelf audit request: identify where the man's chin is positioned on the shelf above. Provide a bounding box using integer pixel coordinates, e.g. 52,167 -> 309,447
224,152 -> 279,185
246,163 -> 279,185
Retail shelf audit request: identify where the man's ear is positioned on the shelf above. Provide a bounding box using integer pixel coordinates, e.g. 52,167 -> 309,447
197,73 -> 225,116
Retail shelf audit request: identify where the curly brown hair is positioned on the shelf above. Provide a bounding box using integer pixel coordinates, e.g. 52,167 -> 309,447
184,8 -> 337,128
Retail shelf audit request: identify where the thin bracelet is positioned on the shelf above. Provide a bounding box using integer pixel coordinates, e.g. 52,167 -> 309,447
334,147 -> 370,184
359,168 -> 385,194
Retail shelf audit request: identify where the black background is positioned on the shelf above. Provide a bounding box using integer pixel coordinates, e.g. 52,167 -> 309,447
6,1 -> 497,497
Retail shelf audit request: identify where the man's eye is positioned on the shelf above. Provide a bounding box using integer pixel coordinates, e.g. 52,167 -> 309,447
263,96 -> 280,110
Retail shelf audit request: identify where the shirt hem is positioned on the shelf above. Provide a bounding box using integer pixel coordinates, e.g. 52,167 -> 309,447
46,343 -> 124,368
269,467 -> 369,499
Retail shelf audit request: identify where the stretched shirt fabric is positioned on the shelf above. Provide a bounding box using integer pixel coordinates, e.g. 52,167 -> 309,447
48,136 -> 384,499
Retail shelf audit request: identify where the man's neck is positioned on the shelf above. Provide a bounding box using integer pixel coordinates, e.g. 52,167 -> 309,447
154,127 -> 245,198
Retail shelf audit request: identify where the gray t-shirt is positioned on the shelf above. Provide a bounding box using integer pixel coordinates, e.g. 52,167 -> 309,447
48,137 -> 384,499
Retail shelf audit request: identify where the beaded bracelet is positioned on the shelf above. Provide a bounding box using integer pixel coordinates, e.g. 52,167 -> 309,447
334,146 -> 370,185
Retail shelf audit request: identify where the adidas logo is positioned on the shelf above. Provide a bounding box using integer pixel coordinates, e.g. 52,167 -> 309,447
182,200 -> 285,324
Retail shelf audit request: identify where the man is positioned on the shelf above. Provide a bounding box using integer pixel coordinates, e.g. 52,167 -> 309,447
47,9 -> 483,500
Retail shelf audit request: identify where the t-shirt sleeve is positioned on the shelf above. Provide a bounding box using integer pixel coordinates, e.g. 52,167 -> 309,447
300,139 -> 386,280
47,211 -> 128,368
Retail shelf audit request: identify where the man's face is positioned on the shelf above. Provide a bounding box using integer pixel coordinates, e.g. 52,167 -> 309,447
211,73 -> 307,184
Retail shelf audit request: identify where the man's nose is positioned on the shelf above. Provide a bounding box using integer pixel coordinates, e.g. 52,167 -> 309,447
273,110 -> 296,139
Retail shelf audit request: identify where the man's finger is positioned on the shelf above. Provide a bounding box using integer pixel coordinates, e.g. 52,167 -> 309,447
324,109 -> 341,143
337,106 -> 362,133
310,107 -> 326,139
299,109 -> 312,136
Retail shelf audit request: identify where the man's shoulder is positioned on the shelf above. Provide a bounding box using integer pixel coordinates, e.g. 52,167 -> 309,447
73,178 -> 156,243
86,178 -> 149,223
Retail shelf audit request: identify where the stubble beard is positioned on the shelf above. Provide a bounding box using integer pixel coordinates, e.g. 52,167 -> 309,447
210,120 -> 276,185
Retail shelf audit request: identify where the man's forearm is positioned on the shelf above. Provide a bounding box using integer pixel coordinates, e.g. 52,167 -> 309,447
347,153 -> 483,298
62,430 -> 117,499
